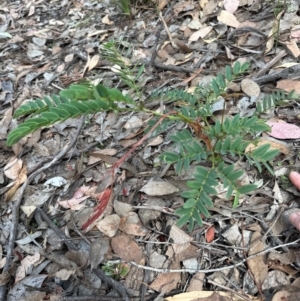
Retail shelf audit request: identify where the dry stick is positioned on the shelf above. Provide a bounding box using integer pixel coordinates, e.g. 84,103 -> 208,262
254,64 -> 300,85
59,296 -> 124,301
0,116 -> 85,301
159,11 -> 176,49
253,49 -> 287,78
207,279 -> 253,301
127,238 -> 300,274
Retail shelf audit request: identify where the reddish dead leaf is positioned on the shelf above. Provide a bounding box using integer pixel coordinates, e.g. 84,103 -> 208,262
224,0 -> 239,14
276,79 -> 300,94
267,121 -> 300,139
205,226 -> 215,243
81,189 -> 112,231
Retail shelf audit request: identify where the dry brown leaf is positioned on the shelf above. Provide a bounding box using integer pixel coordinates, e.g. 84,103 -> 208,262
15,253 -> 41,284
241,78 -> 260,97
285,40 -> 300,58
218,10 -> 240,28
55,269 -> 75,281
111,235 -> 144,262
102,14 -> 113,25
189,26 -> 213,42
140,181 -> 179,196
124,116 -> 143,129
174,39 -> 193,53
4,164 -> 27,202
202,0 -> 218,16
96,214 -> 120,237
158,0 -> 169,10
247,231 -> 268,286
64,53 -> 74,63
87,54 -> 100,71
88,149 -> 118,165
277,79 -> 300,94
147,135 -> 164,146
119,212 -> 148,236
166,291 -> 259,301
187,272 -> 205,291
173,1 -> 195,16
119,139 -> 137,148
150,261 -> 181,293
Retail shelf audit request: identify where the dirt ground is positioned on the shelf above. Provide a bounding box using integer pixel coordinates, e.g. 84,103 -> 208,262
1,1 -> 300,301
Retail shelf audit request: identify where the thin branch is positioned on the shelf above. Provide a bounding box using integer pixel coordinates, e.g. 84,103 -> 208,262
207,279 -> 253,301
126,239 -> 300,274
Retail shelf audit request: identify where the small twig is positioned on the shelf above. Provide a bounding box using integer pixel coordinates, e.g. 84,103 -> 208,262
126,239 -> 300,274
59,297 -> 124,301
0,116 -> 85,301
258,211 -> 289,253
207,279 -> 253,301
253,49 -> 287,78
159,11 -> 176,49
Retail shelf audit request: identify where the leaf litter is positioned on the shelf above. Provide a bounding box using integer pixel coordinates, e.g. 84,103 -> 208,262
1,0 -> 300,301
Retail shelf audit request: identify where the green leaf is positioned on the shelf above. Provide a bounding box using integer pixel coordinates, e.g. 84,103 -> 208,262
261,149 -> 279,161
162,152 -> 180,163
225,65 -> 232,81
196,200 -> 210,217
233,61 -> 241,75
193,209 -> 203,226
211,79 -> 220,95
183,199 -> 197,209
237,184 -> 257,194
252,144 -> 270,157
136,64 -> 145,80
233,192 -> 240,208
176,214 -> 190,228
241,62 -> 250,72
95,84 -> 109,98
181,190 -> 199,198
188,217 -> 195,232
7,126 -> 32,146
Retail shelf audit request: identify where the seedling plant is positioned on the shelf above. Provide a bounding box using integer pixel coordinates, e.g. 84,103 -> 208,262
7,41 -> 291,231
